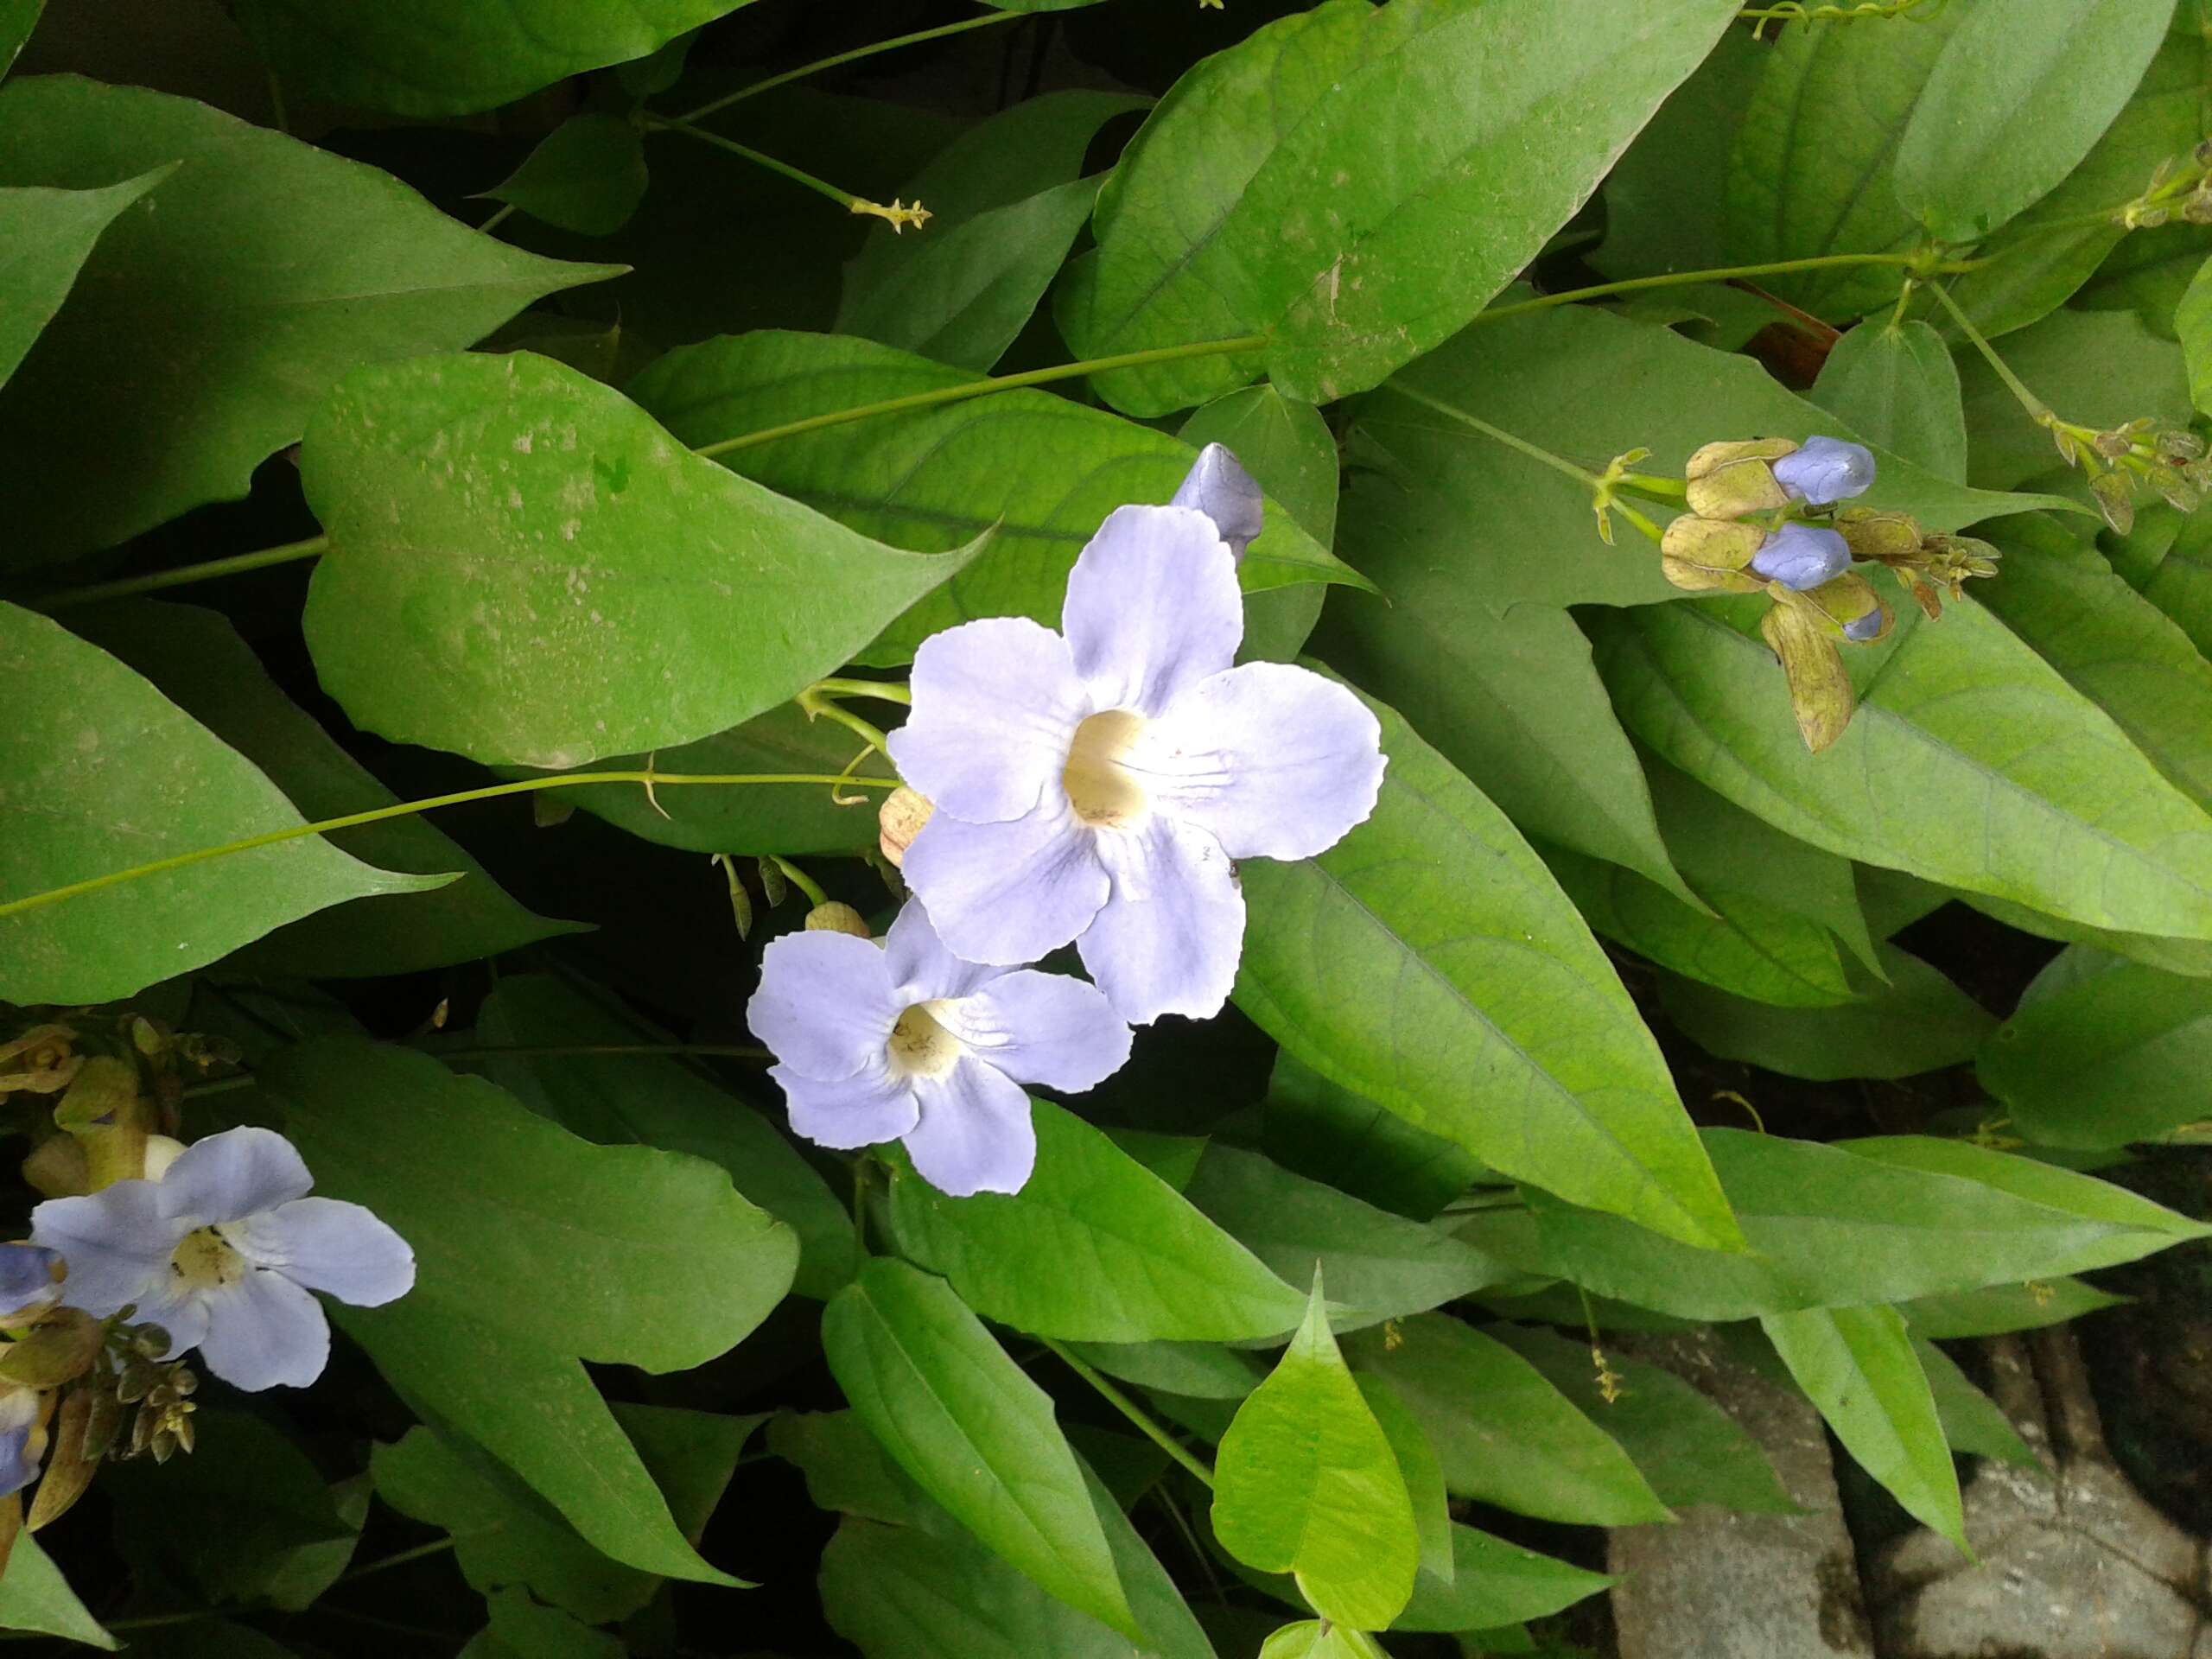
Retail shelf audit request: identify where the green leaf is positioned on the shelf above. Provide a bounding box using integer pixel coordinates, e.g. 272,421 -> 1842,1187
1592,26 -> 1762,281
1180,1142 -> 1511,1325
1393,1525 -> 1612,1636
0,1 -> 39,77
627,330 -> 1364,664
1976,516 -> 2212,818
1522,1127 -> 2204,1320
2128,506 -> 2212,664
1589,595 -> 2212,943
231,0 -> 756,115
1233,680 -> 1742,1253
1958,308 -> 2192,491
883,1098 -> 1306,1343
517,702 -> 895,855
300,349 -> 979,768
1213,1277 -> 1420,1630
1319,584 -> 1699,907
1808,321 -> 1967,483
0,1536 -> 115,1649
1759,1305 -> 1965,1551
1656,943 -> 1995,1081
1947,31 -> 2210,339
68,601 -> 582,978
2078,219 -> 2212,334
1895,0 -> 2177,244
1345,1313 -> 1671,1527
0,78 -> 618,567
0,603 -> 441,1006
472,975 -> 855,1299
468,1587 -> 626,1659
1980,950 -> 2212,1147
1058,0 -> 1741,411
839,92 -> 1146,372
273,1035 -> 797,1369
612,1402 -> 763,1545
1899,1277 -> 2128,1338
1061,1340 -> 1263,1402
0,167 -> 168,388
1342,303 -> 2071,613
823,1257 -> 1136,1637
372,1427 -> 659,1624
1262,1052 -> 1491,1222
774,1408 -> 932,1527
1723,6 -> 1969,320
1484,1325 -> 1796,1515
1259,1624 -> 1363,1659
486,115 -> 649,236
1913,1338 -> 2039,1468
1357,1373 -> 1453,1589
1178,385 -> 1339,664
2180,253 -> 2212,414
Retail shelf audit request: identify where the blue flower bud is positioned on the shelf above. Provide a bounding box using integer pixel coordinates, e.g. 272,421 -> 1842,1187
1750,523 -> 1852,591
1843,609 -> 1885,642
1170,443 -> 1265,562
1772,436 -> 1876,505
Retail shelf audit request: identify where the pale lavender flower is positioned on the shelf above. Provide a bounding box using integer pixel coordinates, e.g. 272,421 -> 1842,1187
1172,443 -> 1265,562
1750,523 -> 1852,591
890,463 -> 1385,1025
748,900 -> 1130,1197
1774,436 -> 1876,505
31,1128 -> 414,1392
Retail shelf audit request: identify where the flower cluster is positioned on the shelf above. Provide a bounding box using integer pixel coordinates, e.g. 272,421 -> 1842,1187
750,446 -> 1386,1197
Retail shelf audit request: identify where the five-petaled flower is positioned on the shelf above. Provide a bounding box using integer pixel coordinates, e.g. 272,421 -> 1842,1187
888,450 -> 1386,1025
30,1128 -> 413,1392
749,899 -> 1130,1196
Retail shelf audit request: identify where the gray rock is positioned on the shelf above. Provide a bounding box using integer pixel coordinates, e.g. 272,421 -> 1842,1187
1872,1328 -> 2210,1659
1608,1330 -> 1876,1659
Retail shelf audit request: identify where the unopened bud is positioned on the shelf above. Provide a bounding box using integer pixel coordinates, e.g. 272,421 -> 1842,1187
0,1309 -> 101,1389
1760,599 -> 1854,754
1772,436 -> 1876,506
1834,508 -> 1923,566
20,1136 -> 86,1202
1170,443 -> 1265,563
1659,514 -> 1768,593
1684,439 -> 1796,519
803,902 -> 872,938
877,786 -> 933,868
1802,571 -> 1892,644
2090,471 -> 2136,536
1685,438 -> 1798,480
1750,523 -> 1852,591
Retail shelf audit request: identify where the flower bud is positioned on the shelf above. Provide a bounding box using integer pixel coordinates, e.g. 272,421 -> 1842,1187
1802,571 -> 1892,644
1749,523 -> 1852,591
20,1136 -> 86,1202
803,902 -> 872,938
0,1309 -> 101,1389
1170,442 -> 1265,563
1684,441 -> 1795,519
1760,599 -> 1853,754
877,785 -> 933,868
0,1027 -> 80,1100
1834,507 -> 1923,566
1659,515 -> 1767,592
1771,436 -> 1877,505
0,1247 -> 63,1326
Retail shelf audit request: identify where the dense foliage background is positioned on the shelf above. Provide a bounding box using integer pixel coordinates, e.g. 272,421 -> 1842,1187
3,0 -> 2211,1654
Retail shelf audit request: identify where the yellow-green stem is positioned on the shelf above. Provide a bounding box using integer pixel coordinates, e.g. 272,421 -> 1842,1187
1474,252 -> 1981,326
645,115 -> 861,209
0,771 -> 894,921
1043,1338 -> 1217,1490
35,536 -> 329,612
1925,280 -> 2051,421
767,854 -> 829,909
674,10 -> 1024,125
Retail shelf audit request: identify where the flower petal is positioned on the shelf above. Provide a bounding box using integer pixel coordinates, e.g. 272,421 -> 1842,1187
31,1185 -> 177,1317
0,1244 -> 61,1324
773,1061 -> 920,1152
747,929 -> 900,1082
1079,817 -> 1246,1025
901,799 -> 1109,967
1143,662 -> 1385,861
887,617 -> 1090,823
196,1269 -> 330,1391
1171,443 -> 1265,563
231,1198 -> 415,1308
1774,435 -> 1876,505
882,899 -> 1005,1004
1063,505 -> 1241,717
901,1058 -> 1037,1197
157,1127 -> 314,1226
935,971 -> 1131,1093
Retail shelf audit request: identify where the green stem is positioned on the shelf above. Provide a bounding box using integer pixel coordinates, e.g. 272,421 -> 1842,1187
673,10 -> 1024,125
798,687 -> 891,756
478,202 -> 516,235
1386,386 -> 1602,488
1925,279 -> 2052,421
768,854 -> 829,909
1042,1338 -> 1216,1490
35,535 -> 329,612
810,676 -> 912,708
645,115 -> 865,210
331,1535 -> 461,1586
0,771 -> 893,922
1473,253 -> 1980,326
696,334 -> 1271,461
